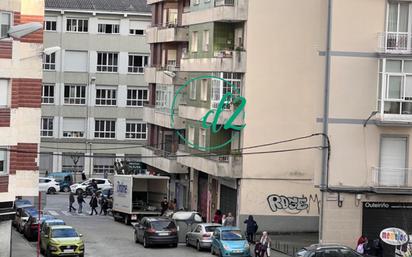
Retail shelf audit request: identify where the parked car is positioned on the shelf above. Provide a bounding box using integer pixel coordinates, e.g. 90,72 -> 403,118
211,227 -> 250,257
70,178 -> 112,195
23,214 -> 55,241
186,223 -> 221,251
39,177 -> 60,194
295,244 -> 362,257
15,206 -> 38,233
12,199 -> 33,227
40,225 -> 84,257
133,217 -> 178,248
47,172 -> 74,192
171,211 -> 203,243
41,219 -> 66,234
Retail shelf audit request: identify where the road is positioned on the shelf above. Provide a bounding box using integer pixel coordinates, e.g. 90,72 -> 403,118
12,193 -> 289,257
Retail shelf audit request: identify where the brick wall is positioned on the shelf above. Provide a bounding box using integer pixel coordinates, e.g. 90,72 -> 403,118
0,176 -> 9,193
9,143 -> 38,175
0,41 -> 12,59
0,109 -> 10,127
11,79 -> 42,108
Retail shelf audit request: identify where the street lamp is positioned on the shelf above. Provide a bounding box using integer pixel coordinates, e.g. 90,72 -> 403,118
1,22 -> 42,39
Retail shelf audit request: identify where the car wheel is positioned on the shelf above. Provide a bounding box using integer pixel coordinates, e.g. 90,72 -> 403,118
185,237 -> 190,247
211,246 -> 215,255
62,186 -> 70,193
76,189 -> 83,195
172,243 -> 178,248
48,187 -> 56,194
196,241 -> 201,251
143,236 -> 149,248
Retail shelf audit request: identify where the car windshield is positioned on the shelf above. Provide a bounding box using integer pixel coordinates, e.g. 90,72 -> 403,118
151,221 -> 176,230
205,226 -> 220,232
26,208 -> 38,216
16,200 -> 31,207
52,228 -> 78,238
47,220 -> 65,226
221,230 -> 244,241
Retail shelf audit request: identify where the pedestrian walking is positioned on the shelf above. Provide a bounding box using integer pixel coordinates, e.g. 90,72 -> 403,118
356,236 -> 368,254
69,192 -> 77,212
89,193 -> 98,215
223,212 -> 235,226
161,197 -> 168,216
81,171 -> 87,181
99,196 -> 108,215
213,210 -> 222,224
77,193 -> 85,213
244,215 -> 258,243
258,231 -> 271,257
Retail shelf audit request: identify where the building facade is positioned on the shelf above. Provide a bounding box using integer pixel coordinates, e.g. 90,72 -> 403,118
41,0 -> 151,179
0,0 -> 44,256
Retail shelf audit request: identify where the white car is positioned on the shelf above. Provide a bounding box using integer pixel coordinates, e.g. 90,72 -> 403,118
39,177 -> 60,194
70,178 -> 112,195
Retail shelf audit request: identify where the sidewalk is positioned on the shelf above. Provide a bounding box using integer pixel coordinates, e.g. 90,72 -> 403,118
269,233 -> 318,256
11,229 -> 37,257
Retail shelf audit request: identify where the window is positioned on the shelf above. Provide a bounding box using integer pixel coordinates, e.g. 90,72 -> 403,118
39,153 -> 53,173
191,31 -> 198,52
200,79 -> 208,101
96,87 -> 117,106
127,88 -> 148,107
129,21 -> 147,35
41,117 -> 54,137
189,80 -> 197,100
94,120 -> 116,139
93,155 -> 115,174
64,51 -> 88,72
203,30 -> 209,51
0,12 -> 11,38
97,52 -> 118,72
128,54 -> 149,73
64,84 -> 86,105
126,121 -> 147,139
62,153 -> 84,173
43,53 -> 56,70
211,72 -> 242,109
42,84 -> 54,104
188,126 -> 195,146
44,17 -> 57,31
199,129 -> 206,148
385,3 -> 410,51
155,85 -> 173,111
379,136 -> 407,187
98,20 -> 120,34
0,79 -> 9,107
66,18 -> 88,32
0,149 -> 7,174
63,118 -> 85,138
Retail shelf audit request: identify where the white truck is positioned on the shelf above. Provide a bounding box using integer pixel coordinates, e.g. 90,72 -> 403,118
112,174 -> 169,224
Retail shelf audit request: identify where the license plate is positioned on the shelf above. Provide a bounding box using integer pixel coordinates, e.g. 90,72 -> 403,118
158,232 -> 169,236
233,250 -> 243,253
63,249 -> 74,253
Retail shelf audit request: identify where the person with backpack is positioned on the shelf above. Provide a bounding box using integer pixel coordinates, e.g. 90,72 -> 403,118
244,215 -> 258,243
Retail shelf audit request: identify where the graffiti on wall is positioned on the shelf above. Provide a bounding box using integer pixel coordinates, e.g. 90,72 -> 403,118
267,194 -> 321,215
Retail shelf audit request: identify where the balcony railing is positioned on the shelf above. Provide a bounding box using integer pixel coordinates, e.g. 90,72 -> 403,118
381,99 -> 412,116
146,146 -> 176,160
378,32 -> 412,54
215,0 -> 235,6
371,167 -> 412,188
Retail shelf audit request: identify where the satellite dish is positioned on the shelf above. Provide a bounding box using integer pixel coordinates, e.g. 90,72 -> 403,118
7,22 -> 42,39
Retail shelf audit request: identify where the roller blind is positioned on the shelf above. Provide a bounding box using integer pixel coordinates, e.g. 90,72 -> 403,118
64,51 -> 88,72
63,118 -> 85,131
98,19 -> 120,25
380,137 -> 407,186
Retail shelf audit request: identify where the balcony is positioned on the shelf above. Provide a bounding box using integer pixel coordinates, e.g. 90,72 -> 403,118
182,0 -> 247,25
378,32 -> 412,54
143,104 -> 185,129
178,104 -> 244,126
181,50 -> 246,72
145,66 -> 188,85
146,25 -> 189,44
369,167 -> 412,192
141,146 -> 187,174
176,145 -> 242,178
377,99 -> 412,124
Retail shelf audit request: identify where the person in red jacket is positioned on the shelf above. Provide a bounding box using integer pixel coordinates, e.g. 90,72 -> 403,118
213,209 -> 222,224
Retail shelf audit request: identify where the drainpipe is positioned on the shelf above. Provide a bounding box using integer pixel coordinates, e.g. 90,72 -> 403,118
320,0 -> 333,243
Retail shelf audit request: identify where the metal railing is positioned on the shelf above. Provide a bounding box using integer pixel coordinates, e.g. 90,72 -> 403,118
215,0 -> 235,6
371,167 -> 412,187
146,146 -> 176,159
378,32 -> 412,53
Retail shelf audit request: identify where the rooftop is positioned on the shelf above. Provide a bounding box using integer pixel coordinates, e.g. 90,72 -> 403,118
45,0 -> 151,13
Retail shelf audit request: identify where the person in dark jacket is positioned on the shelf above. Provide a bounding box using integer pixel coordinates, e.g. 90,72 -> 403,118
160,197 -> 168,216
69,192 -> 76,212
214,210 -> 223,224
244,215 -> 258,243
77,193 -> 85,214
99,196 -> 108,215
89,193 -> 98,215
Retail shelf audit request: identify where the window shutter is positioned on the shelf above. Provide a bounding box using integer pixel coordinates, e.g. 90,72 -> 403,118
65,51 -> 88,72
380,137 -> 407,186
63,118 -> 85,132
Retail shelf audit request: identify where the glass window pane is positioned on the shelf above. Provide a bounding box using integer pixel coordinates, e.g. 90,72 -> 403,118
386,60 -> 402,72
399,3 -> 409,32
388,3 -> 398,32
388,76 -> 402,99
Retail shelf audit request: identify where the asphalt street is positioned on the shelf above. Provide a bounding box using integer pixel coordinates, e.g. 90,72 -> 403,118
11,193 -> 289,257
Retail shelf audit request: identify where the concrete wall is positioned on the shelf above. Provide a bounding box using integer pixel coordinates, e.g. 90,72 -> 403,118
0,220 -> 11,257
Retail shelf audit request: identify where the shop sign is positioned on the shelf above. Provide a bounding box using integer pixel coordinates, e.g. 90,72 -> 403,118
380,228 -> 409,246
364,202 -> 412,209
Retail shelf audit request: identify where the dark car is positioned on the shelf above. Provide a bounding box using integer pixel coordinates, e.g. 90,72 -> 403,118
23,214 -> 55,241
133,217 -> 178,248
12,199 -> 33,227
15,206 -> 38,233
296,244 -> 363,257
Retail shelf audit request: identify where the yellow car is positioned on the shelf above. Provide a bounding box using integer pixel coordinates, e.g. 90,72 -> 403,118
40,225 -> 84,257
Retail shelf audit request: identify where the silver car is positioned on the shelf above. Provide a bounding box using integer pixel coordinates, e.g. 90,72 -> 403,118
185,223 -> 221,251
